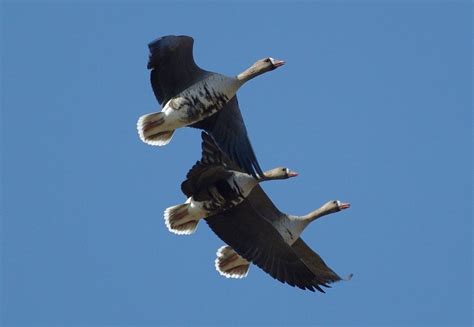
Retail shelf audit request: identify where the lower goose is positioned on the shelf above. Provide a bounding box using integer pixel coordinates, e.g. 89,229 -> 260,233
163,132 -> 297,235
214,199 -> 350,281
205,181 -> 352,292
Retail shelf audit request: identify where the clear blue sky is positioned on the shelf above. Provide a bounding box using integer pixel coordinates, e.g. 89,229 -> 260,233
1,1 -> 471,326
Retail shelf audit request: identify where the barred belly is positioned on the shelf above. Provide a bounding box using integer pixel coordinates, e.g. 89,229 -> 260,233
169,74 -> 239,125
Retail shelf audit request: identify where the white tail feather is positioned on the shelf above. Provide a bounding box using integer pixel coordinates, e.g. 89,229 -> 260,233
137,112 -> 174,146
215,245 -> 250,279
163,200 -> 204,235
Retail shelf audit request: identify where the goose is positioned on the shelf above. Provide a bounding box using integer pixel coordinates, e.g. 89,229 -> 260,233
213,199 -> 350,282
138,35 -> 284,177
164,132 -> 297,235
205,180 -> 352,293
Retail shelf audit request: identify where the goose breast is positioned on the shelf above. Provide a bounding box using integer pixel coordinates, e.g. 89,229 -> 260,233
166,74 -> 239,125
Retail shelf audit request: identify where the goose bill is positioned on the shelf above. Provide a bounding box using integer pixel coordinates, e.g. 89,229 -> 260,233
338,202 -> 350,210
287,170 -> 298,177
271,59 -> 285,67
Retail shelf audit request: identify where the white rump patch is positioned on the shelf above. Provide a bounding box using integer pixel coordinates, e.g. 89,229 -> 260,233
215,245 -> 250,279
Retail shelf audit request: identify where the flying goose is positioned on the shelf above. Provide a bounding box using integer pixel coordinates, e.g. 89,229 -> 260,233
205,180 -> 352,293
164,132 -> 297,235
138,35 -> 284,177
213,199 -> 350,282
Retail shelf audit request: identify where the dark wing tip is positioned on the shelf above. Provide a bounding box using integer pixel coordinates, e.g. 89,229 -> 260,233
147,35 -> 194,69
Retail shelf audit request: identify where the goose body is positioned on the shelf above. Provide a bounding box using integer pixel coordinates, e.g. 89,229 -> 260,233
137,35 -> 284,174
170,170 -> 257,226
195,171 -> 259,213
163,132 -> 297,235
164,171 -> 256,235
138,74 -> 240,146
168,74 -> 239,123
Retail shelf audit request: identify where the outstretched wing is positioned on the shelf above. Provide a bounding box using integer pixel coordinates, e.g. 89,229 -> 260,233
147,35 -> 263,177
191,97 -> 263,178
148,35 -> 208,105
206,186 -> 330,292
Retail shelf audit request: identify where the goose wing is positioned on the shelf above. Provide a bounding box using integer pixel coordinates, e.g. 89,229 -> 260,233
181,132 -> 236,199
205,186 -> 327,292
181,165 -> 233,202
291,238 -> 345,286
190,97 -> 263,178
148,35 -> 207,105
147,35 -> 263,177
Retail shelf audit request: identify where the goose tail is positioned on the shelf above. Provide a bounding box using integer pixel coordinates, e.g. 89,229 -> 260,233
137,112 -> 174,146
215,245 -> 250,279
163,199 -> 204,235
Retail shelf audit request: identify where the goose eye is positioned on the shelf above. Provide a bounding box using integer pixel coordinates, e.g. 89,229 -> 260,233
264,58 -> 271,63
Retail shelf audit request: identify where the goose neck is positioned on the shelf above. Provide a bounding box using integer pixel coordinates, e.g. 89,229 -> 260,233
301,207 -> 330,223
237,67 -> 262,83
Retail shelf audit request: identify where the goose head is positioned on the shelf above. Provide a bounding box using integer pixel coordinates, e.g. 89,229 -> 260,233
253,57 -> 285,72
321,200 -> 351,214
261,167 -> 298,181
302,200 -> 351,223
237,57 -> 285,82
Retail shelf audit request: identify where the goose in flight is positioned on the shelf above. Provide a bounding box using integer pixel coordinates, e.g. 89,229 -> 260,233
138,35 -> 284,177
164,132 -> 297,235
207,187 -> 352,292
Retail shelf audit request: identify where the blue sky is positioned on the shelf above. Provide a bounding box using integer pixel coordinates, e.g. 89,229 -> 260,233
1,1 -> 471,326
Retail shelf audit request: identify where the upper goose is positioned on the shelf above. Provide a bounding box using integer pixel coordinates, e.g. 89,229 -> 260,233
205,181 -> 352,293
138,35 -> 284,177
164,132 -> 297,235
